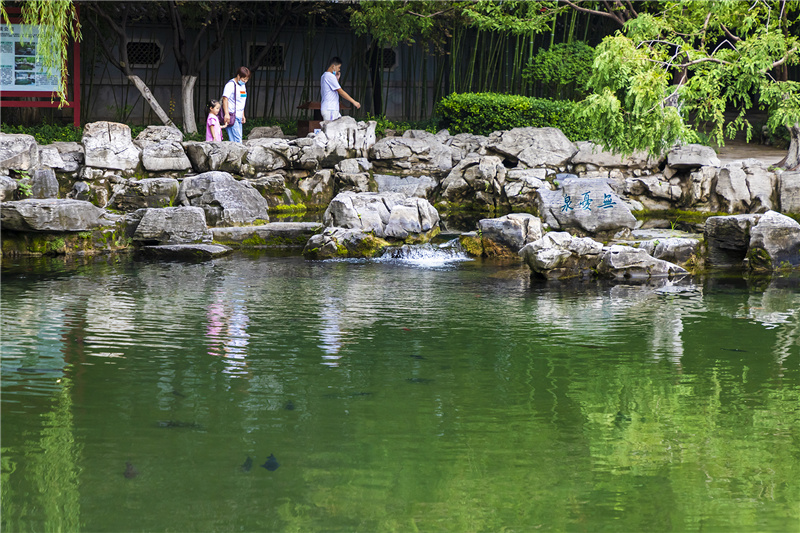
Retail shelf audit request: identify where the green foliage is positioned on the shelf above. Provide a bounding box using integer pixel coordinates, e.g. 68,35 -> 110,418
523,41 -> 595,99
0,123 -> 82,144
365,114 -> 439,137
579,1 -> 800,158
435,92 -> 597,140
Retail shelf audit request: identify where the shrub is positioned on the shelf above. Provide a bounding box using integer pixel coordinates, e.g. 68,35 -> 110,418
435,92 -> 598,141
0,123 -> 82,144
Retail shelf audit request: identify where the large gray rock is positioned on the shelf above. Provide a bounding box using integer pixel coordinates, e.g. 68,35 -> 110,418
667,144 -> 720,169
30,169 -> 59,199
624,174 -> 681,210
445,132 -> 488,163
82,121 -> 141,170
597,245 -> 687,279
715,165 -> 750,213
298,170 -> 335,206
183,141 -> 248,174
484,127 -> 577,169
374,174 -> 436,198
779,171 -> 800,213
369,136 -> 454,177
536,177 -> 636,235
134,125 -> 183,147
132,206 -> 212,244
479,213 -> 543,255
0,133 -> 39,171
334,158 -> 373,193
49,142 -> 84,174
138,243 -> 232,261
178,171 -> 269,226
242,138 -> 297,175
212,222 -> 323,248
0,199 -> 116,232
440,155 -> 506,207
519,231 -> 603,280
0,175 -> 18,201
302,227 -> 390,259
704,213 -> 762,267
38,146 -> 66,170
504,168 -> 553,209
743,162 -> 777,212
746,210 -> 800,270
317,117 -> 377,165
572,141 -> 656,169
322,191 -> 439,241
638,237 -> 702,266
109,177 -> 180,211
247,126 -> 285,140
141,141 -> 192,172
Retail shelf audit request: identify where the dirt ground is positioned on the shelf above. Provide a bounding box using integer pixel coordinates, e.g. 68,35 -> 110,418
715,140 -> 787,166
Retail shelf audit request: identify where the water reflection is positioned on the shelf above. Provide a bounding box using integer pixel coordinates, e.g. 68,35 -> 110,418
206,290 -> 251,375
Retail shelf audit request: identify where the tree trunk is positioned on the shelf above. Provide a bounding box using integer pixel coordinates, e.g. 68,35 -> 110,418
181,75 -> 198,134
127,75 -> 175,128
778,123 -> 800,170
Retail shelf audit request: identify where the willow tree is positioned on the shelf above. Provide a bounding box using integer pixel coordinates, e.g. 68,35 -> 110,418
578,1 -> 800,169
0,0 -> 81,107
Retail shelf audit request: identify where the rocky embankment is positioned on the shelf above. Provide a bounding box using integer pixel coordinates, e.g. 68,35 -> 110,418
1,119 -> 799,278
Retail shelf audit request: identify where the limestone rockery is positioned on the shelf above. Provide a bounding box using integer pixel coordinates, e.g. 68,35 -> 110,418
1,118 -> 799,277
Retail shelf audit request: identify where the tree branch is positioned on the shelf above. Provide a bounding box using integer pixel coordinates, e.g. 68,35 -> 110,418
560,0 -> 625,27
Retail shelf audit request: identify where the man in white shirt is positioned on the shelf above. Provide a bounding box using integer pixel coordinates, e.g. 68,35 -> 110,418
320,57 -> 361,122
222,66 -> 250,143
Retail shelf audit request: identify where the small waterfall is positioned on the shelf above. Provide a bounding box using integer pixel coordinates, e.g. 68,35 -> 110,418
377,239 -> 473,267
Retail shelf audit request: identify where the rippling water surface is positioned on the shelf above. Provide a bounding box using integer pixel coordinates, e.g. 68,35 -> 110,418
2,252 -> 799,532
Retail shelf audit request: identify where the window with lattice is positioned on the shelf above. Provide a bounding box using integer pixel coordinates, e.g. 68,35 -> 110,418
249,43 -> 285,70
126,41 -> 162,68
379,48 -> 397,70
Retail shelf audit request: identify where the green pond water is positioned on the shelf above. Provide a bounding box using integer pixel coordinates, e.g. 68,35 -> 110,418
1,252 -> 799,532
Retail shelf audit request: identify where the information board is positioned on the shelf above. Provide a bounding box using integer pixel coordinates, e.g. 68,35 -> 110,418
0,24 -> 61,93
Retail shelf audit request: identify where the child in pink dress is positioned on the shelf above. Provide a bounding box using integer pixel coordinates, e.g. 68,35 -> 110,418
206,99 -> 226,141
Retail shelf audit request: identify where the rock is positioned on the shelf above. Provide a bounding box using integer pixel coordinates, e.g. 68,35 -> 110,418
715,165 -> 750,213
138,243 -> 232,261
318,117 -> 377,165
141,141 -> 192,172
322,191 -> 440,241
478,213 -> 543,256
0,133 -> 39,171
746,210 -> 800,270
68,181 -> 91,202
242,138 -> 296,175
744,164 -> 777,213
779,171 -> 800,213
687,166 -> 717,206
247,126 -> 285,140
444,133 -> 488,163
38,146 -> 66,170
49,142 -> 84,174
374,174 -> 436,198
0,199 -> 117,232
519,231 -> 604,280
248,174 -> 287,206
178,171 -> 269,226
302,226 -> 390,259
596,245 -> 687,279
667,144 -> 720,169
369,136 -> 454,177
134,126 -> 183,148
704,213 -> 762,267
297,170 -> 335,207
572,141 -> 656,170
440,155 -> 506,208
82,121 -> 141,170
536,177 -> 636,235
109,177 -> 180,211
504,168 -> 552,209
132,206 -> 212,244
638,237 -> 702,266
484,127 -> 577,169
183,141 -> 248,174
211,222 -> 323,248
334,157 -> 373,193
1,175 -> 18,201
30,169 -> 59,199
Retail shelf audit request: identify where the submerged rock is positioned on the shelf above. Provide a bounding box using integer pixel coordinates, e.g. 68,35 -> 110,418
596,245 -> 687,280
261,454 -> 280,471
302,227 -> 390,259
519,232 -> 604,280
138,243 -> 232,261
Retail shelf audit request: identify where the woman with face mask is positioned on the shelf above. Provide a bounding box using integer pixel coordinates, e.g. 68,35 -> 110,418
222,66 -> 250,143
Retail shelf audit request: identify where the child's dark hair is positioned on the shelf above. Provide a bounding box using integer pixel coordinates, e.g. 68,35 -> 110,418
207,99 -> 220,111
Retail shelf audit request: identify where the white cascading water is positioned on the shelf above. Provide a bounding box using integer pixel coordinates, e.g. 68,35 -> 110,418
377,239 -> 473,268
